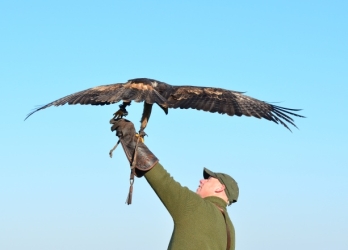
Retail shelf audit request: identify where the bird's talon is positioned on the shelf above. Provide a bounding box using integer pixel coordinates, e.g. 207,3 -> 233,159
138,131 -> 147,138
135,133 -> 145,143
113,109 -> 128,119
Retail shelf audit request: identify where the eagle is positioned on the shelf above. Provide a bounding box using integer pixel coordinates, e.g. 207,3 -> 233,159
25,78 -> 304,133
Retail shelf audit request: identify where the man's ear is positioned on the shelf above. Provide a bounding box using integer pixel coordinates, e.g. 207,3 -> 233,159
214,185 -> 226,193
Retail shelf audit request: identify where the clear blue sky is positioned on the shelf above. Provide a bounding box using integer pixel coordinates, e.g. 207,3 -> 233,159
1,1 -> 347,249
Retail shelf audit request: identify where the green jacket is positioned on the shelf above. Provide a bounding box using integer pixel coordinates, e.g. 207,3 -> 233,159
145,163 -> 235,250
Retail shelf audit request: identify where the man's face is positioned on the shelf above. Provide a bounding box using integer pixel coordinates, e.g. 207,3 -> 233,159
196,177 -> 224,198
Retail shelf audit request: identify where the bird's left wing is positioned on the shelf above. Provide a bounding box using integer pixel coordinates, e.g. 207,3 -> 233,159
166,86 -> 304,130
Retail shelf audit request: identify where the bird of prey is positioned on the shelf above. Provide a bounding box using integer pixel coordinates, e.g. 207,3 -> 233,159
25,78 -> 304,133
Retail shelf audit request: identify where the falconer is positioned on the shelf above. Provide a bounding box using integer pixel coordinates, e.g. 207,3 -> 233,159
111,118 -> 239,250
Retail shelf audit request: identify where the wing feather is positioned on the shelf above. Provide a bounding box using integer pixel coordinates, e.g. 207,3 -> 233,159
221,92 -> 235,116
209,99 -> 220,113
202,97 -> 215,112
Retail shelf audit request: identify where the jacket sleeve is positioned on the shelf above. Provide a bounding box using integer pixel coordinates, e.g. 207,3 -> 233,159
144,162 -> 203,221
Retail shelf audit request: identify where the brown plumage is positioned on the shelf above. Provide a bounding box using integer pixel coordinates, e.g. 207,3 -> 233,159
25,78 -> 304,132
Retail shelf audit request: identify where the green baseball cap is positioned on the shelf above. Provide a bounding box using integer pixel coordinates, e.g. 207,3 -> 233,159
203,168 -> 239,205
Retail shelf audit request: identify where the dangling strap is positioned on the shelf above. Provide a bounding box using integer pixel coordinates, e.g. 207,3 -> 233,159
125,167 -> 135,205
125,134 -> 141,205
109,139 -> 120,158
216,206 -> 231,250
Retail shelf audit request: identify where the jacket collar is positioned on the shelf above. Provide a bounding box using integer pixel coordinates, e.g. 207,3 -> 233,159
204,196 -> 228,210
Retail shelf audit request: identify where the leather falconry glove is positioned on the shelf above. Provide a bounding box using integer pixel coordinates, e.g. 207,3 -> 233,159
110,118 -> 158,204
110,118 -> 159,177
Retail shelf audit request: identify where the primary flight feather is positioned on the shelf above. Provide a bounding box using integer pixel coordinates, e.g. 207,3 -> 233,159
25,78 -> 304,132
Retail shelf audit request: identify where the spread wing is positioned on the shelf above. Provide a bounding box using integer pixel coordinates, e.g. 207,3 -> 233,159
25,79 -> 167,120
166,86 -> 304,131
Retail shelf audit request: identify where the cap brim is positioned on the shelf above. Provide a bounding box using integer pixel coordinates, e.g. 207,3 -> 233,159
203,168 -> 217,179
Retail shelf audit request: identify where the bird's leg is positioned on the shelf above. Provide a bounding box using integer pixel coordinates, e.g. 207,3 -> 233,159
138,102 -> 153,138
113,101 -> 131,119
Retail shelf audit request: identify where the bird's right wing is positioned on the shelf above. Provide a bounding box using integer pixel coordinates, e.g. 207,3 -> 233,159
25,80 -> 167,120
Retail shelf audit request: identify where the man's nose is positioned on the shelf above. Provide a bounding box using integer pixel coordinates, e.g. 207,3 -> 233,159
200,179 -> 206,184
